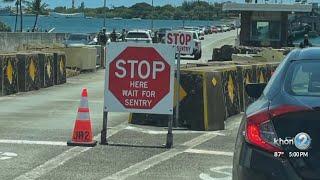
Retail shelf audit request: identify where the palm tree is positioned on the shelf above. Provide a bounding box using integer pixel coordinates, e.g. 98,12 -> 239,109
25,0 -> 48,31
19,0 -> 22,32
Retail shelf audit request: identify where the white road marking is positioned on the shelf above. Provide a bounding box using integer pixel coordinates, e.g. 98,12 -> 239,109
125,126 -> 225,136
199,166 -> 232,180
102,132 -> 220,180
184,149 -> 233,157
0,140 -> 66,146
0,152 -> 18,160
14,122 -> 128,180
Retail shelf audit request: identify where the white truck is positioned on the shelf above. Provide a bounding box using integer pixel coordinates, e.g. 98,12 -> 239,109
165,30 -> 202,60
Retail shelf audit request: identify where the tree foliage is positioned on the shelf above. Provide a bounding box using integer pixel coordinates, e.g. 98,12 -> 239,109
52,1 -> 234,20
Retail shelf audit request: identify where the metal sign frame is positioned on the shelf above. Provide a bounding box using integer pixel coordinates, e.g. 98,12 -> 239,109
101,43 -> 175,148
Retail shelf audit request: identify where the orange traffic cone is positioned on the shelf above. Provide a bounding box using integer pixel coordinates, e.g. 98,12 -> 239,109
67,88 -> 97,147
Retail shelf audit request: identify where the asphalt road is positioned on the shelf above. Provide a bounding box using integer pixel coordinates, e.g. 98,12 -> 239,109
0,31 -> 240,180
180,30 -> 237,64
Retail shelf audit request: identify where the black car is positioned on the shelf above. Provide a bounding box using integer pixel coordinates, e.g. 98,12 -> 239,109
233,48 -> 320,180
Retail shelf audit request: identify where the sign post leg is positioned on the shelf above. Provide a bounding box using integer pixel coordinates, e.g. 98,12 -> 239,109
174,51 -> 181,127
100,111 -> 108,145
166,114 -> 173,149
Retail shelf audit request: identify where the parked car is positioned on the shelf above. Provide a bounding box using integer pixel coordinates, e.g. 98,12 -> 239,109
233,48 -> 320,180
215,25 -> 223,32
125,30 -> 152,43
206,26 -> 212,34
64,33 -> 91,47
211,26 -> 218,33
199,26 -> 208,35
222,25 -> 229,32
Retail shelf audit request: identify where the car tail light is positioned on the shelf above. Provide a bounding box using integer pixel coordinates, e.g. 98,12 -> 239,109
245,105 -> 309,153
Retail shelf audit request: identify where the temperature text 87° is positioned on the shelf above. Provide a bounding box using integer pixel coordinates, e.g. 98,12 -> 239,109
274,152 -> 284,157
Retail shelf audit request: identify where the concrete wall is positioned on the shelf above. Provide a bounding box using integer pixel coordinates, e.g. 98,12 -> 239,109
0,33 -> 67,52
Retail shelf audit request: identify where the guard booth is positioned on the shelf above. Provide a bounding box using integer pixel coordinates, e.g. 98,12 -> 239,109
223,3 -> 312,48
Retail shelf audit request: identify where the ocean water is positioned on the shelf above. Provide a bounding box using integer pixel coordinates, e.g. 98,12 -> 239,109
0,15 -> 229,33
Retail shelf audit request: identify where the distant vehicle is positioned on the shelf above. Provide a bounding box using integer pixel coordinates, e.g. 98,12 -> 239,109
229,24 -> 236,30
211,26 -> 218,33
125,30 -> 152,43
158,28 -> 172,41
215,25 -> 223,32
221,25 -> 229,32
199,26 -> 208,35
64,33 -> 91,47
166,30 -> 202,60
206,26 -> 212,34
233,48 -> 320,180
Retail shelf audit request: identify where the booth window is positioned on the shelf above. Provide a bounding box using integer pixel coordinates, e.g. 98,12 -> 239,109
251,21 -> 281,41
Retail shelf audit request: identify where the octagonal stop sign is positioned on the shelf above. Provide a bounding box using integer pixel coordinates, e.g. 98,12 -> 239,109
105,44 -> 175,114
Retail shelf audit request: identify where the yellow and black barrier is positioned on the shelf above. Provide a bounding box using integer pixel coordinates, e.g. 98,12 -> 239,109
130,66 -> 239,131
17,53 -> 41,92
53,52 -> 67,85
0,54 -> 18,96
130,63 -> 279,131
266,62 -> 280,82
253,64 -> 268,84
236,65 -> 256,112
38,52 -> 55,88
219,66 -> 241,118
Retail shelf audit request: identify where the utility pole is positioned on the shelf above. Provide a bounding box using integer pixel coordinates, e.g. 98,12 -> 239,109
151,0 -> 154,30
104,0 -> 107,28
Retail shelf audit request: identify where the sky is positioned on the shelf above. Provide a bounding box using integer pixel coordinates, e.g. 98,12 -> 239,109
0,0 -> 243,8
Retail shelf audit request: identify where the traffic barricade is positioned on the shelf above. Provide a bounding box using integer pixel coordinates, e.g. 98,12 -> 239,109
266,62 -> 280,81
0,54 -> 18,96
130,66 -> 233,131
17,52 -> 41,92
253,64 -> 268,84
236,64 -> 255,112
53,52 -> 67,85
38,52 -> 55,88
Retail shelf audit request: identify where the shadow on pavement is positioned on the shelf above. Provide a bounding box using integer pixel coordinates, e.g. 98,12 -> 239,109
105,143 -> 167,149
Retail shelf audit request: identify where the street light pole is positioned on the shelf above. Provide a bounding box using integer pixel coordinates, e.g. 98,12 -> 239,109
151,0 -> 154,30
104,0 -> 107,28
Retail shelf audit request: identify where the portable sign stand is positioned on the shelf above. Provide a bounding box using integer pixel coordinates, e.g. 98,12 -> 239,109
101,43 -> 175,148
175,51 -> 181,127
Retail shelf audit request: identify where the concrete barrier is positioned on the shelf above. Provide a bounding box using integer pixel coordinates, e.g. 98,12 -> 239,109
0,54 -> 18,96
0,32 -> 67,52
53,52 -> 67,85
17,53 -> 41,92
129,61 -> 280,131
64,46 -> 97,71
236,65 -> 256,111
38,52 -> 55,88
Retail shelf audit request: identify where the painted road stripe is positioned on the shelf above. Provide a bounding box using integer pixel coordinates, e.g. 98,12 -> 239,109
14,122 -> 128,180
0,140 -> 66,146
184,149 -> 233,157
125,126 -> 226,136
102,133 -> 220,180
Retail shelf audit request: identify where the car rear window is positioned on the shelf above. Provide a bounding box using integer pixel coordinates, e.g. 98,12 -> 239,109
285,60 -> 320,96
126,32 -> 149,39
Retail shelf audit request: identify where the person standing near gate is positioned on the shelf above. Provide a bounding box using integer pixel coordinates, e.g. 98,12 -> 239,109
110,29 -> 117,42
98,28 -> 108,68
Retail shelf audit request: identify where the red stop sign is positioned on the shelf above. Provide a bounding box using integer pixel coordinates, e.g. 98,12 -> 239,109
109,47 -> 171,109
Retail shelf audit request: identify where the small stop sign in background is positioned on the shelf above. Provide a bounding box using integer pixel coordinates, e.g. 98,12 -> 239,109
105,43 -> 175,115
